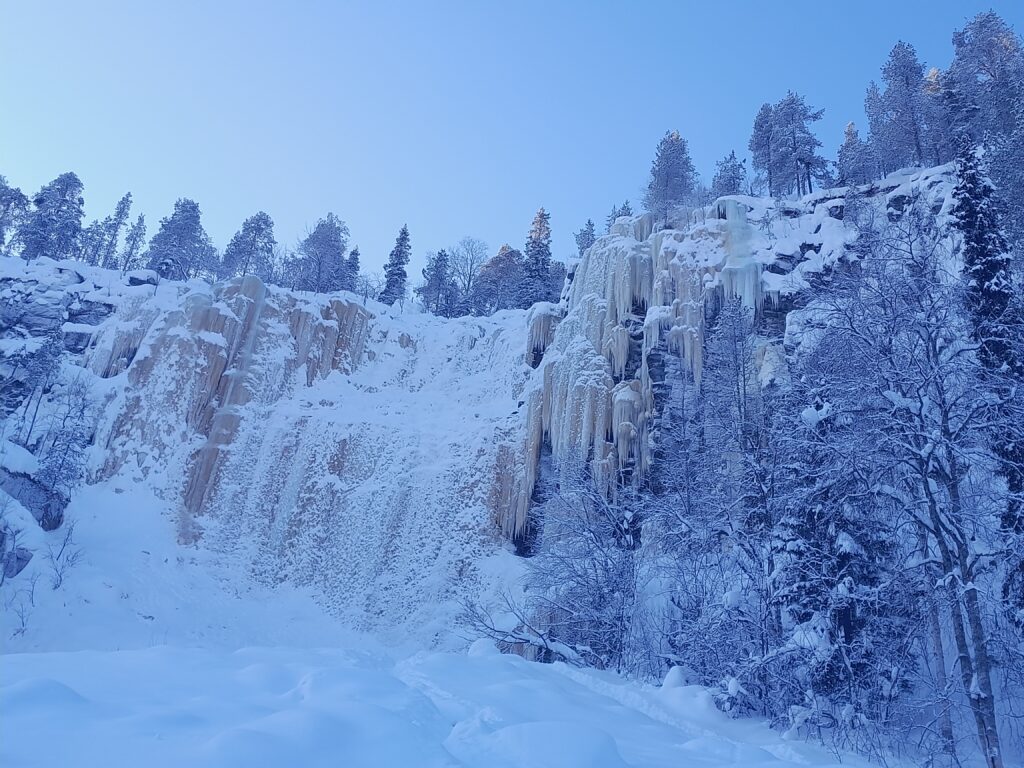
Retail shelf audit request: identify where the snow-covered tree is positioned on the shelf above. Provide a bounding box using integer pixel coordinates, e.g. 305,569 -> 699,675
119,214 -> 146,273
222,211 -> 277,280
37,376 -> 94,499
0,176 -> 29,255
470,244 -> 524,314
748,103 -> 777,195
355,269 -> 384,305
449,236 -> 488,300
79,218 -> 108,266
573,219 -> 595,258
98,193 -> 132,270
19,172 -> 85,262
145,198 -> 216,281
952,141 -> 1024,565
836,122 -> 874,185
346,246 -> 361,292
643,130 -> 697,220
865,42 -> 928,172
379,224 -> 411,305
817,199 -> 1010,765
292,213 -> 349,293
605,201 -> 632,233
520,208 -> 555,307
771,91 -> 827,195
525,479 -> 647,673
946,11 -> 1024,142
17,327 -> 64,446
710,151 -> 746,198
416,249 -> 457,317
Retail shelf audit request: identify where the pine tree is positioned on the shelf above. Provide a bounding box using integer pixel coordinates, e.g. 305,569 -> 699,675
222,211 -> 277,280
120,214 -> 146,273
100,193 -> 132,269
836,122 -> 874,185
145,198 -> 216,281
865,42 -> 927,172
0,175 -> 29,254
293,213 -> 349,293
20,172 -> 85,261
643,130 -> 697,220
947,12 -> 1024,141
710,151 -> 746,198
521,208 -> 553,307
79,218 -> 108,265
771,91 -> 827,195
574,219 -> 596,258
749,103 -> 776,195
379,224 -> 411,305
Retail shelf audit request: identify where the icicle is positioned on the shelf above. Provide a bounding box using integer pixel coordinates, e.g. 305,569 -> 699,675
511,190 -> 763,533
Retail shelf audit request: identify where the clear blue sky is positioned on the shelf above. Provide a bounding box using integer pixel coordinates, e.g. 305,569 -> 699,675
2,1 -> 1020,275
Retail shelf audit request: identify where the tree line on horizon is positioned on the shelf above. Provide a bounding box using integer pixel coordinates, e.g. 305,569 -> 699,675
3,13 -> 1018,320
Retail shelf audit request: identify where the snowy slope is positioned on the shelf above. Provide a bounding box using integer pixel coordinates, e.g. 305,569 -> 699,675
0,641 -> 875,768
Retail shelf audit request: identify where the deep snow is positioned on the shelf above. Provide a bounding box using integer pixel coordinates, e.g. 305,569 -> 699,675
1,642 -> 875,768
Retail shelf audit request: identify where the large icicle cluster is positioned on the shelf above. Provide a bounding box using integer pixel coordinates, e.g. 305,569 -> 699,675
503,202 -> 764,537
504,166 -> 959,539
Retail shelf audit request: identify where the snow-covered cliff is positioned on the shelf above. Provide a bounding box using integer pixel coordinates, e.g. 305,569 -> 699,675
1,260 -> 532,644
0,165 -> 956,646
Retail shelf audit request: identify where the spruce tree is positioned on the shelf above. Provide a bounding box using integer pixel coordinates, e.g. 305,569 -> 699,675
20,172 -> 85,261
79,218 -> 109,265
345,246 -> 361,293
952,140 -> 1023,537
643,130 -> 696,220
521,208 -> 553,306
952,139 -> 1024,650
379,224 -> 411,305
574,219 -> 596,258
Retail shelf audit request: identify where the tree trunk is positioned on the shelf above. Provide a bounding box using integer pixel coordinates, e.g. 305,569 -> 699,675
925,483 -> 1004,768
919,526 -> 959,766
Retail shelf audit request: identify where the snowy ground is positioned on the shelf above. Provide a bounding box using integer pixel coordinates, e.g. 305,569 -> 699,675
0,473 -> 870,767
1,641 -> 871,768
